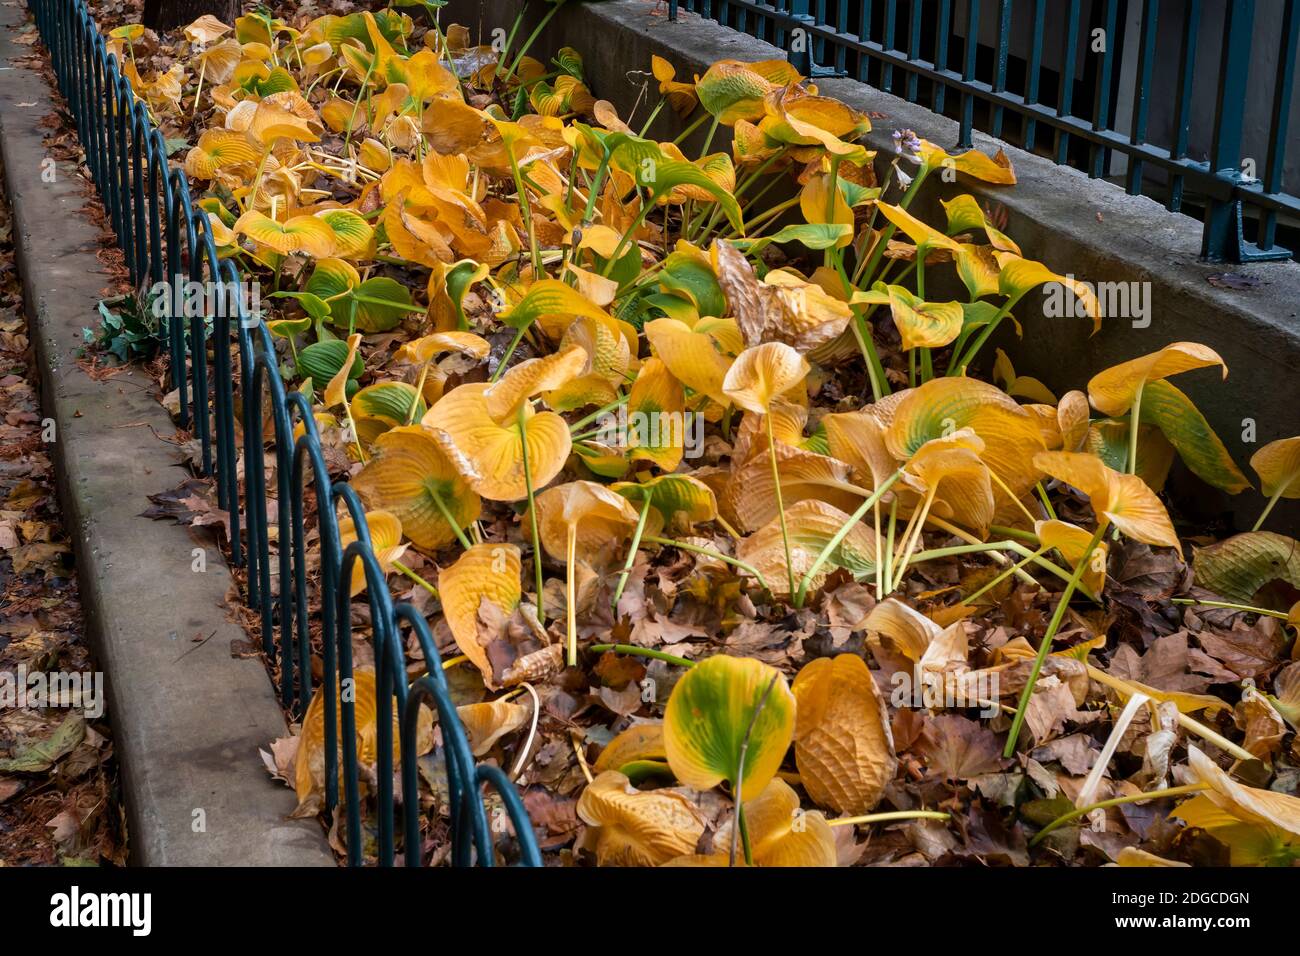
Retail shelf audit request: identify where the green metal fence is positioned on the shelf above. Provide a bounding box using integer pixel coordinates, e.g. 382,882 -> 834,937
27,0 -> 541,868
669,0 -> 1300,264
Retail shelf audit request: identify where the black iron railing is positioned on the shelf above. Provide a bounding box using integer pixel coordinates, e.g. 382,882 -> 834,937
670,0 -> 1300,264
27,0 -> 540,867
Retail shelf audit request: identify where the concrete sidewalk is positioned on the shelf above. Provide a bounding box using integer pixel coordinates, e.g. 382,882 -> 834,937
0,5 -> 332,866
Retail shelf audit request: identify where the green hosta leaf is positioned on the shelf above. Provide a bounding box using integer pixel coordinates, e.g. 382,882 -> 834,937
298,338 -> 363,386
1138,380 -> 1251,494
732,223 -> 852,256
256,67 -> 299,96
658,250 -> 725,317
499,278 -> 612,331
352,276 -> 417,332
553,46 -> 584,80
271,291 -> 331,324
1194,531 -> 1300,603
837,179 -> 880,208
304,257 -> 359,300
663,655 -> 795,794
613,473 -> 717,525
1087,418 -> 1176,492
647,159 -> 743,232
352,381 -> 426,424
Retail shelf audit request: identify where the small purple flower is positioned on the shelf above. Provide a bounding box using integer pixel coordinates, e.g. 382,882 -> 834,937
892,128 -> 921,156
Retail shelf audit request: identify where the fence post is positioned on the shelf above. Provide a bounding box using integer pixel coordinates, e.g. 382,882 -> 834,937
1201,0 -> 1290,262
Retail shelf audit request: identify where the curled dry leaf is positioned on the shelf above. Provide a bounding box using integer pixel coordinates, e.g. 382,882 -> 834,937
576,771 -> 706,867
791,654 -> 897,815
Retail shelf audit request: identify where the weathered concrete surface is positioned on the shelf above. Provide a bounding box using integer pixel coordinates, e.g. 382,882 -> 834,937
0,7 -> 332,865
444,0 -> 1300,533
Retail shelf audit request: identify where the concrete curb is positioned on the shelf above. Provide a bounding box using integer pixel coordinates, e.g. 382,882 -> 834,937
0,7 -> 333,866
446,0 -> 1300,533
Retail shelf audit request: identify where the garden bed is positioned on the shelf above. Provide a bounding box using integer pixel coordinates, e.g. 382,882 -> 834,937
77,0 -> 1300,867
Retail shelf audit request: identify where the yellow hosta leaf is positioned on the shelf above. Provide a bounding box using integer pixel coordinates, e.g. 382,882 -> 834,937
625,357 -> 686,470
183,14 -> 231,45
499,278 -> 615,337
485,347 -> 590,422
424,383 -> 572,501
886,376 -> 1046,502
234,210 -> 337,257
644,317 -> 736,407
861,598 -> 942,662
663,654 -> 795,794
351,425 -> 481,549
594,722 -> 667,773
995,253 -> 1100,331
323,333 -> 362,409
248,100 -> 321,144
457,698 -> 531,757
1186,746 -> 1300,839
294,669 -> 431,814
1033,451 -> 1180,556
1087,341 -> 1227,417
532,480 -> 640,566
885,285 -> 964,350
695,58 -> 802,125
726,443 -> 862,533
669,778 -> 836,867
614,473 -> 717,529
1138,380 -> 1249,494
823,409 -> 901,490
736,499 -> 878,600
792,654 -> 897,815
918,140 -> 1016,183
183,129 -> 259,179
1036,519 -> 1108,596
1250,436 -> 1300,500
874,202 -> 960,253
722,342 -> 809,414
1057,390 -> 1091,452
940,194 -> 1021,253
577,771 -> 706,867
438,542 -> 522,682
336,509 -> 409,597
906,430 -> 995,536
395,330 -> 491,365
315,208 -> 374,258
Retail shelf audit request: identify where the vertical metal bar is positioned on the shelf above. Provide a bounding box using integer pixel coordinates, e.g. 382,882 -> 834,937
1088,0 -> 1120,178
835,0 -> 849,73
814,0 -> 827,64
1259,0 -> 1299,249
1054,0 -> 1081,165
883,0 -> 898,91
1202,0 -> 1256,260
1168,0 -> 1201,212
960,0 -> 982,148
857,0 -> 875,83
934,0 -> 953,112
906,0 -> 923,102
1125,0 -> 1160,194
1023,0 -> 1046,149
990,0 -> 1012,138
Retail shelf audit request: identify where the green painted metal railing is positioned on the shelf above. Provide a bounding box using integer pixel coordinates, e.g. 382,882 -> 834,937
669,0 -> 1299,264
27,0 -> 541,868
